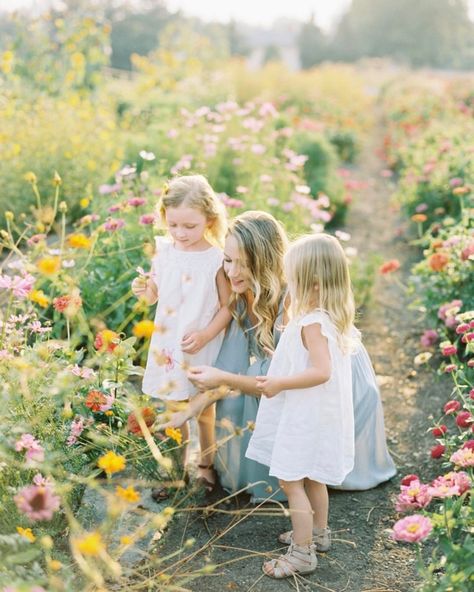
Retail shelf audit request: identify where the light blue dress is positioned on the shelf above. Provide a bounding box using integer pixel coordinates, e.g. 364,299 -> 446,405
214,308 -> 396,500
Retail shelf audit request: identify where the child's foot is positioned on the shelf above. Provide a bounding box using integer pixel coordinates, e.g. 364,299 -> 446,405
262,542 -> 317,579
278,527 -> 331,552
196,464 -> 217,494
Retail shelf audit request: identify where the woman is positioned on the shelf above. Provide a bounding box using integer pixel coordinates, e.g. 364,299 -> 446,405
165,210 -> 396,499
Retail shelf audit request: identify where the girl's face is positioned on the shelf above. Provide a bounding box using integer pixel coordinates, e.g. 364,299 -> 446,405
223,235 -> 251,293
165,205 -> 209,251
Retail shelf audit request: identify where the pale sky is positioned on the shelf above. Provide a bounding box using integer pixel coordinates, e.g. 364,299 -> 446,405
3,0 -> 474,31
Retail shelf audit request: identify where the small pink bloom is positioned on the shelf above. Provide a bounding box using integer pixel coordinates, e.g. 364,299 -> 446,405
450,447 -> 474,468
441,471 -> 471,495
14,484 -> 60,521
420,329 -> 438,348
99,183 -> 121,194
127,197 -> 147,207
428,475 -> 460,498
392,515 -> 432,543
456,323 -> 470,334
139,214 -> 156,225
444,364 -> 457,373
441,344 -> 457,356
104,218 -> 125,232
395,480 -> 432,512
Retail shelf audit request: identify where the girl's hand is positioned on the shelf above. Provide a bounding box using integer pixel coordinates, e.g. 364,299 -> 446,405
181,330 -> 209,354
131,275 -> 149,297
157,410 -> 190,430
187,365 -> 225,390
256,375 -> 282,398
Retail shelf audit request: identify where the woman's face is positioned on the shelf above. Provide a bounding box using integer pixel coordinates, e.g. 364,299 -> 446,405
223,235 -> 251,294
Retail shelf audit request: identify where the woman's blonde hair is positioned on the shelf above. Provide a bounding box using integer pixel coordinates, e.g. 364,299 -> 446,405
285,233 -> 355,351
228,211 -> 288,353
159,175 -> 227,247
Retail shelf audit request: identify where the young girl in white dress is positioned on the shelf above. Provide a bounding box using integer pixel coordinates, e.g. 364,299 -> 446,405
246,233 -> 357,579
131,175 -> 231,496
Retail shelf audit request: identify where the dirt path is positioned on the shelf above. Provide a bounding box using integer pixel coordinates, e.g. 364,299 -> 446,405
152,122 -> 449,592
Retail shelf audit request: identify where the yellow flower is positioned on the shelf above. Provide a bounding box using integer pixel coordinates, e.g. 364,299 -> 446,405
53,171 -> 62,186
29,289 -> 50,308
98,451 -> 126,476
37,257 -> 61,275
5,211 -> 14,222
132,320 -> 156,339
120,535 -> 132,545
24,171 -> 38,184
74,531 -> 104,556
165,427 -> 182,445
17,526 -> 36,543
71,52 -> 85,69
67,233 -> 91,249
80,198 -> 90,208
116,485 -> 140,503
48,559 -> 62,571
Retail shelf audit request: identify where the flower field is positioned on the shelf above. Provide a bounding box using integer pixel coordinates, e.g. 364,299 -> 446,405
0,10 -> 473,592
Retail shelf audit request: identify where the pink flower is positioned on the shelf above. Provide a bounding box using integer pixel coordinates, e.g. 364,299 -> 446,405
450,447 -> 474,468
428,475 -> 460,498
392,515 -> 432,543
104,218 -> 125,232
70,364 -> 96,379
444,364 -> 457,373
139,214 -> 156,225
0,272 -> 35,300
15,434 -> 45,466
441,471 -> 471,495
420,329 -> 438,348
127,197 -> 147,207
14,483 -> 60,521
456,323 -> 470,334
461,242 -> 474,261
441,344 -> 457,356
462,440 -> 474,450
449,177 -> 463,187
395,480 -> 432,512
67,416 -> 90,446
99,183 -> 121,194
444,400 -> 461,414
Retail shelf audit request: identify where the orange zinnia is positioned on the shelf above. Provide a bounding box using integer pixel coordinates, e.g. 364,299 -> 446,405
428,252 -> 449,271
85,390 -> 107,412
379,259 -> 401,274
127,407 -> 157,436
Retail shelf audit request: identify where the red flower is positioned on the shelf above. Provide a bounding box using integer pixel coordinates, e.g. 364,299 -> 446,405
127,407 -> 156,436
456,411 -> 473,428
430,444 -> 446,459
470,389 -> 474,399
432,425 -> 447,437
379,259 -> 400,274
400,474 -> 419,486
428,252 -> 449,271
444,400 -> 461,414
85,390 -> 108,412
462,440 -> 474,450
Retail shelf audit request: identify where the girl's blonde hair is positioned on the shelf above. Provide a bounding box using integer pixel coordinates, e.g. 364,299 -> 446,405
228,211 -> 288,353
159,175 -> 227,247
285,233 -> 355,352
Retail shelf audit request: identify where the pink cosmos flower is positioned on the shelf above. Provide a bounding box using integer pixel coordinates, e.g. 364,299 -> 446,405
450,447 -> 474,468
104,218 -> 125,232
392,515 -> 432,543
0,272 -> 35,300
420,329 -> 438,348
395,480 -> 432,512
14,484 -> 60,521
15,434 -> 45,466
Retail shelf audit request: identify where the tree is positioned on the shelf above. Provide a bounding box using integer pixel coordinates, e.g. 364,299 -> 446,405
298,13 -> 327,69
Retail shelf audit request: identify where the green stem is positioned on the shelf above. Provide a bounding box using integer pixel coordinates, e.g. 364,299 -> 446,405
0,292 -> 14,348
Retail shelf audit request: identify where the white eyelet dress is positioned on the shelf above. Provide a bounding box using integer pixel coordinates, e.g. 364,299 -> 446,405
142,237 -> 224,401
246,310 -> 355,486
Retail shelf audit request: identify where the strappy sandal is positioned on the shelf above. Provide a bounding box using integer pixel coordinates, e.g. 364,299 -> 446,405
262,542 -> 317,579
195,463 -> 217,494
278,527 -> 331,552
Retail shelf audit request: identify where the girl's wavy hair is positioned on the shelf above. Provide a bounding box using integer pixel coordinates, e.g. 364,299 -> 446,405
158,175 -> 227,247
228,211 -> 288,353
285,233 -> 356,353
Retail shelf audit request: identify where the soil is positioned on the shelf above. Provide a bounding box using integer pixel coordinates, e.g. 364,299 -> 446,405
146,123 -> 450,592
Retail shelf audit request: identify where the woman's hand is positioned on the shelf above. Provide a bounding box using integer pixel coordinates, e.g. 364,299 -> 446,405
187,365 -> 226,390
256,375 -> 283,398
157,409 -> 190,430
181,330 -> 209,354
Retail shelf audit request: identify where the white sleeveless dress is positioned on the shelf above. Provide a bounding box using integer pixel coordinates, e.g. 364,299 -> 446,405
142,237 -> 224,401
246,310 -> 354,486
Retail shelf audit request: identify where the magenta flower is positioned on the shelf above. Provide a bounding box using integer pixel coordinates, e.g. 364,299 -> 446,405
139,214 -> 156,225
395,480 -> 432,512
127,197 -> 147,207
14,483 -> 60,521
104,218 -> 125,232
392,515 -> 432,543
420,329 -> 438,348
